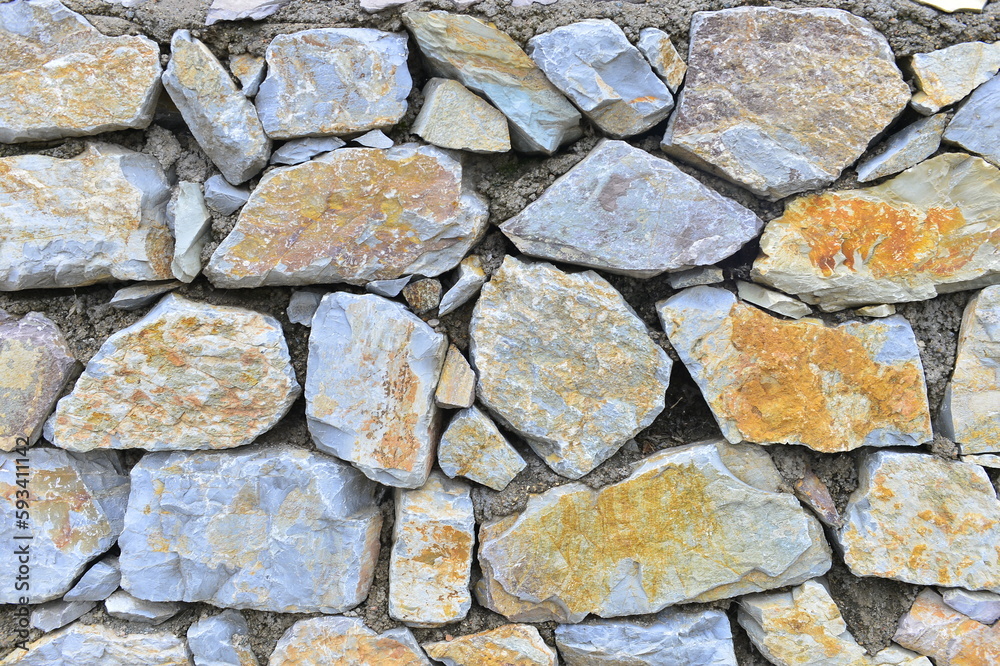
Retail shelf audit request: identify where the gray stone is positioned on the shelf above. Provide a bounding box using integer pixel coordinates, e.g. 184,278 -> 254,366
229,54 -> 266,98
439,256 -> 487,316
941,588 -> 1000,624
269,137 -> 345,165
306,292 -> 448,488
736,281 -> 812,319
30,600 -> 96,633
168,181 -> 211,283
353,129 -> 394,149
367,276 -> 412,298
944,73 -> 1000,166
963,453 -> 1000,468
501,140 -> 762,278
361,0 -> 409,12
0,623 -> 191,666
104,590 -> 181,625
909,41 -> 1000,114
403,11 -> 582,154
109,281 -> 183,311
856,114 -> 948,182
64,556 -> 121,602
0,448 -> 128,604
636,28 -> 687,94
286,290 -> 323,326
555,607 -> 737,665
667,267 -> 725,289
438,406 -> 526,491
205,0 -> 293,25
528,20 -> 673,138
119,445 -> 382,613
163,31 -> 270,185
894,589 -> 1000,665
255,29 -> 410,140
203,175 -> 249,216
412,79 -> 511,154
188,610 -> 258,666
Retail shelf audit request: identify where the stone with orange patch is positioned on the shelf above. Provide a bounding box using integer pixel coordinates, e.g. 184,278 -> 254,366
894,588 -> 1000,666
270,616 -> 430,666
438,406 -> 526,492
435,345 -> 476,410
422,624 -> 556,666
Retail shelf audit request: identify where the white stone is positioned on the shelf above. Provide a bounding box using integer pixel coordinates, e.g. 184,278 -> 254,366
439,256 -> 487,316
353,129 -> 394,148
286,290 -> 323,326
941,587 -> 1000,624
636,28 -> 687,93
109,282 -> 183,311
269,137 -> 345,165
64,556 -> 121,602
104,590 -> 181,625
168,181 -> 211,283
737,281 -> 812,319
188,610 -> 258,666
668,267 -> 725,289
0,623 -> 191,666
30,600 -> 96,633
856,304 -> 897,317
206,0 -> 293,25
856,114 -> 948,182
270,617 -> 430,665
367,276 -> 412,298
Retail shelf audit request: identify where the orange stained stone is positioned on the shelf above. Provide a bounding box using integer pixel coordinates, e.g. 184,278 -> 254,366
423,624 -> 557,666
895,588 -> 1000,666
271,617 -> 426,666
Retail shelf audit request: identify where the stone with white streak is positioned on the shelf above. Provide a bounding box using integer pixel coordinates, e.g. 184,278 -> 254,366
119,445 -> 382,613
270,137 -> 345,165
168,182 -> 212,283
0,0 -> 161,143
435,345 -> 476,409
471,257 -> 672,479
203,175 -> 249,216
270,617 -> 430,665
0,623 -> 190,666
895,589 -> 1000,665
856,114 -> 947,182
423,625 -> 556,666
104,590 -> 181,625
528,20 -> 674,137
64,556 -> 121,602
306,292 -> 448,488
188,610 -> 257,666
736,281 -> 812,319
941,588 -> 1000,625
30,600 -> 96,632
439,256 -> 487,316
637,28 -> 687,93
413,79 -> 511,154
909,41 -> 1000,114
206,0 -> 293,25
943,74 -> 1000,166
438,406 -> 525,492
45,294 -> 299,452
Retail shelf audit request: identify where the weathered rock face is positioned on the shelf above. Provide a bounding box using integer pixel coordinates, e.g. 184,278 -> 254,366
0,144 -> 174,290
527,20 -> 674,138
119,445 -> 382,613
909,41 -> 1000,114
412,79 -> 511,154
0,0 -> 161,143
438,406 -> 526,492
661,7 -> 909,200
188,610 -> 257,666
162,31 -> 270,185
940,286 -> 1000,454
104,590 -> 181,625
0,623 -> 191,666
856,114 -> 947,183
752,153 -> 1000,310
45,294 -> 299,452
255,28 -> 410,139
63,555 -> 120,602
943,74 -> 1000,166
500,140 -> 762,278
270,617 -> 429,665
205,145 -> 488,288
894,589 -> 1000,666
0,448 -> 128,604
438,255 -> 487,316
941,588 -> 1000,625
306,292 -> 447,488
658,287 -> 932,453
636,28 -> 687,93
423,624 -> 557,666
402,11 -> 582,154
470,257 -> 672,479
477,441 -> 831,622
435,345 -> 476,409
839,451 -> 1000,590
168,181 -> 212,283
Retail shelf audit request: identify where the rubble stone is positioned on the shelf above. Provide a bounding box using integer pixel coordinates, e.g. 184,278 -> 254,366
943,73 -> 1000,167
909,41 -> 1000,114
438,406 -> 526,492
438,256 -> 487,316
269,616 -> 429,665
636,28 -> 687,93
413,79 -> 511,154
423,624 -> 556,666
104,590 -> 181,625
856,114 -> 947,182
435,345 -> 476,409
895,588 -> 1000,665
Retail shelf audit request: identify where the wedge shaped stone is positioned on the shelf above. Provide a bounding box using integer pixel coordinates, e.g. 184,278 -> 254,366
856,114 -> 947,182
46,294 -> 299,452
119,445 -> 382,613
839,451 -> 1000,590
269,136 -> 345,165
944,74 -> 1000,166
909,41 -> 1000,114
661,7 -> 909,200
438,255 -> 487,316
306,292 -> 448,488
403,11 -> 582,154
941,588 -> 1000,625
476,441 -> 831,622
0,0 -> 161,142
752,153 -> 1000,310
206,0 -> 293,25
30,600 -> 95,633
500,140 -> 762,277
471,257 -> 672,479
0,144 -> 173,290
423,625 -> 556,666
104,590 -> 181,625
413,78 -> 511,154
109,281 -> 182,311
658,287 -> 931,453
64,556 -> 121,602
637,28 -> 687,94
0,448 -> 128,603
895,589 -> 1000,665
270,617 -> 429,666
0,623 -> 190,666
736,281 -> 812,319
168,181 -> 211,283
439,406 -> 526,492
188,610 -> 257,666
204,175 -> 249,215
206,145 -> 488,288
229,53 -> 265,97
435,345 -> 476,409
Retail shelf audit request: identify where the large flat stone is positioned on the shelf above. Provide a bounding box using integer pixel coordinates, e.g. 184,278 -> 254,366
423,625 -> 556,666
894,588 -> 1000,665
909,41 -> 1000,114
0,623 -> 191,666
943,73 -> 1000,166
270,617 -> 429,665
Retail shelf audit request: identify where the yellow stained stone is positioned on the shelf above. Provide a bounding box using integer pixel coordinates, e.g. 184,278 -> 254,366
423,625 -> 557,666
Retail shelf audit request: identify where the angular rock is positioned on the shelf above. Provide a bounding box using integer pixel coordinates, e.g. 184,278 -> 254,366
46,294 -> 299,452
895,589 -> 1000,665
306,292 -> 447,488
367,276 -> 412,298
476,441 -> 831,622
529,20 -> 673,137
856,304 -> 897,318
286,290 -> 323,326
413,79 -> 511,154
423,625 -> 556,666
636,28 -> 687,93
661,7 -> 909,200
794,470 -> 842,528
752,153 -> 1000,310
255,29 -> 410,139
0,312 -> 76,449
104,590 -> 181,625
163,31 -> 270,185
911,0 -> 987,12
500,141 -> 762,277
269,137 -> 346,165
0,448 -> 128,603
205,0 -> 293,25
403,11 -> 582,154
206,145 -> 488,287
229,53 -> 265,97
736,282 -> 812,319
389,472 -> 475,627
353,129 -> 394,149
0,144 -> 173,290
939,286 -> 1000,454
362,0 -> 409,13
435,345 -> 476,409
471,257 -> 672,478
856,114 -> 948,182
839,451 -> 1000,590
188,610 -> 258,666
555,607 -> 737,666
30,600 -> 96,632
270,617 -> 429,665
168,181 -> 211,283
963,453 -> 1000,468
402,278 -> 442,314
438,406 -> 526,492
941,588 -> 1000,625
64,556 -> 121,602
667,266 -> 724,289
909,41 -> 1000,114
0,0 -> 161,143
203,175 -> 250,215
439,255 -> 487,316
0,623 -> 190,666
119,445 -> 382,613
658,286 -> 932,453
109,281 -> 183,311
943,73 -> 1000,166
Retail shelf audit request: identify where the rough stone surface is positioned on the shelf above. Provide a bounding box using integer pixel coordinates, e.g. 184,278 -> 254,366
423,624 -> 556,666
438,255 -> 487,316
0,311 -> 76,449
0,0 -> 161,143
230,53 -> 265,98
188,610 -> 258,666
939,285 -> 1000,454
109,281 -> 182,311
856,114 -> 947,182
413,79 -> 511,154
909,41 -> 1000,114
45,294 -> 299,452
438,406 -> 526,492
528,20 -> 674,137
661,7 -> 909,200
119,445 -> 382,613
0,144 -> 173,290
856,304 -> 898,317
636,28 -> 687,93
435,345 -> 476,409
306,292 -> 448,488
0,623 -> 191,666
794,470 -> 843,528
168,181 -> 211,283
476,441 -> 831,622
736,281 -> 813,319
255,28 -> 410,140
269,137 -> 345,166
206,145 -> 488,288
752,153 -> 1000,310
403,11 -> 582,154
658,286 -> 932,453
104,590 -> 181,625
500,141 -> 762,277
367,276 -> 412,298
205,0 -> 293,25
941,588 -> 1000,625
839,451 -> 1000,590
269,616 -> 429,665
286,290 -> 322,327
894,588 -> 1000,665
402,278 -> 442,315
943,73 -> 1000,166
353,130 -> 394,149
471,257 -> 672,479
555,607 -> 738,665
29,600 -> 95,633
203,175 -> 249,216
667,267 -> 725,289
63,555 -> 121,602
0,447 -> 128,604
389,472 -> 475,627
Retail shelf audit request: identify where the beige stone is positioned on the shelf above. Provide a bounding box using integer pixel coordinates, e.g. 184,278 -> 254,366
269,616 -> 429,665
909,41 -> 1000,114
894,589 -> 1000,665
413,79 -> 511,153
435,345 -> 476,409
438,406 -> 526,491
911,0 -> 987,13
423,625 -> 556,666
